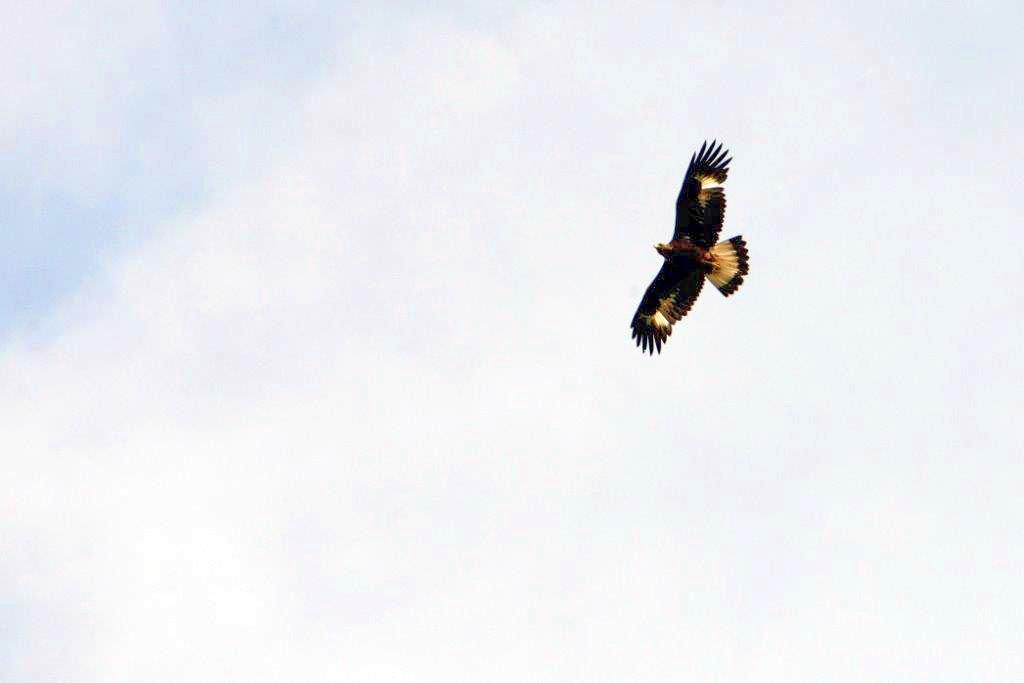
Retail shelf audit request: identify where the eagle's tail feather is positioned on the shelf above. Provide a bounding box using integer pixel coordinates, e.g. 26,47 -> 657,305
707,236 -> 749,297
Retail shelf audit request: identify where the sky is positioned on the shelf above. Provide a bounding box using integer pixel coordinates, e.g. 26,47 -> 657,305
2,2 -> 1023,680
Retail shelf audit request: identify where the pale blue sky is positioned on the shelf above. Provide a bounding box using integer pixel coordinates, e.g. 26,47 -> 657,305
1,2 -> 347,337
2,2 -> 1022,681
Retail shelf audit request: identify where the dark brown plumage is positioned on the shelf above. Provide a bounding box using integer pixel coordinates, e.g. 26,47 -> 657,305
630,141 -> 750,354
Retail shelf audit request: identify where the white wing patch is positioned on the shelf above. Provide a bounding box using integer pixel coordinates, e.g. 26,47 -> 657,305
651,311 -> 671,330
696,175 -> 723,190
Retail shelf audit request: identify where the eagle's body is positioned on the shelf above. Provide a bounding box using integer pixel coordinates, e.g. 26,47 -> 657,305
655,236 -> 715,263
630,140 -> 750,354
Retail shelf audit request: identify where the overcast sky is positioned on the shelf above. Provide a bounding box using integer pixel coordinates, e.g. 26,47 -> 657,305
3,2 -> 1023,681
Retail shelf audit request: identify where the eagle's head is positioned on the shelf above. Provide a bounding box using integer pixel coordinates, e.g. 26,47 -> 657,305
655,243 -> 672,257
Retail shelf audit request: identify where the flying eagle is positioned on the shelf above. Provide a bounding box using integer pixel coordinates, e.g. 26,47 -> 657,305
630,140 -> 750,354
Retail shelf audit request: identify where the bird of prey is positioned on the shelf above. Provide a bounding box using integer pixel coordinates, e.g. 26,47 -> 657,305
630,140 -> 750,354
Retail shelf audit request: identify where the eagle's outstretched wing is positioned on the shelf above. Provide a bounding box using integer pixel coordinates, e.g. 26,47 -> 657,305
673,140 -> 731,247
630,261 -> 705,355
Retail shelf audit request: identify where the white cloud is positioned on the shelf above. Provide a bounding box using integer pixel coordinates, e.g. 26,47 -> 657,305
2,3 -> 1022,681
